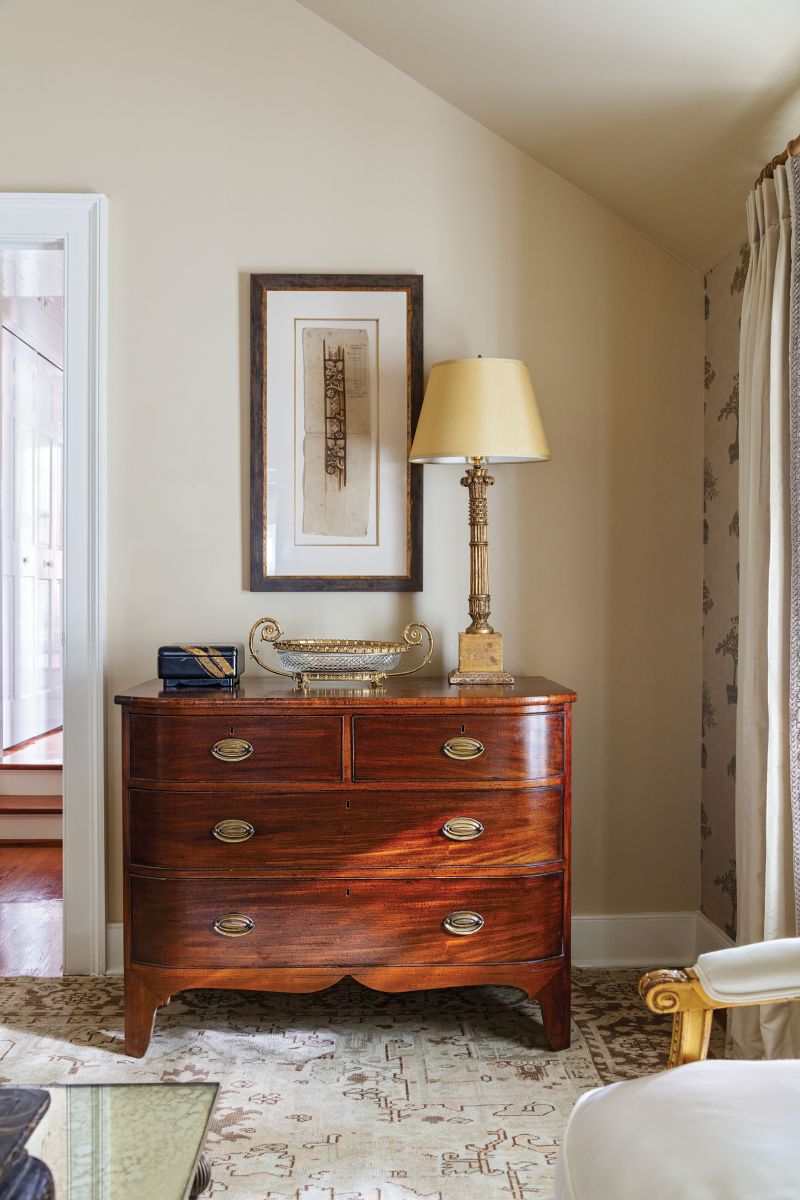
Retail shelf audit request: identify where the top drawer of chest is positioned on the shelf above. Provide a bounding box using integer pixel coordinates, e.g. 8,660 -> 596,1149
128,713 -> 342,783
352,711 -> 564,782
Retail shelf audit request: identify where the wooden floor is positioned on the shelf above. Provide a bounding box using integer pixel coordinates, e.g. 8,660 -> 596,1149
0,843 -> 62,976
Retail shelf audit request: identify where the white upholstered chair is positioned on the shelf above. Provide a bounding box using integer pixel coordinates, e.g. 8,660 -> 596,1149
555,939 -> 800,1200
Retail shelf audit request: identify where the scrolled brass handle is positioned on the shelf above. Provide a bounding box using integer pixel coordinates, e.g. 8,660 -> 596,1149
441,817 -> 485,842
211,738 -> 253,762
443,910 -> 485,936
442,736 -> 485,761
212,819 -> 255,844
212,913 -> 255,937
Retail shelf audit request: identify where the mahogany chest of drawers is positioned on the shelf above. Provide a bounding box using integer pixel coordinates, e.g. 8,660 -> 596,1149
115,677 -> 576,1057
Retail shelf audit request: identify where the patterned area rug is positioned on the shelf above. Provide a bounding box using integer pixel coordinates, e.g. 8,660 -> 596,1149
0,971 -> 671,1199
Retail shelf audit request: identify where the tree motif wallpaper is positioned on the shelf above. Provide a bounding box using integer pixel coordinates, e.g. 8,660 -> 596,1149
702,242 -> 748,938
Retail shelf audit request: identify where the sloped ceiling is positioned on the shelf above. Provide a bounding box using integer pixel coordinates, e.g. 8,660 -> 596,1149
297,0 -> 800,270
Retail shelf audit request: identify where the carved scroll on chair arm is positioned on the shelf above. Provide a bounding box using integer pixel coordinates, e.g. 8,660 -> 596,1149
638,969 -> 716,1068
639,969 -> 714,1015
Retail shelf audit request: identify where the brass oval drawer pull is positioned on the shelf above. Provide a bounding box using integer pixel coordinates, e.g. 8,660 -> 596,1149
442,736 -> 485,761
441,817 -> 485,842
211,738 -> 253,762
212,819 -> 255,844
212,913 -> 255,937
443,910 -> 485,936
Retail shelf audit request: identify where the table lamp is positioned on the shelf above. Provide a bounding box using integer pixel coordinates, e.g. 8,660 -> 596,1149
409,356 -> 550,684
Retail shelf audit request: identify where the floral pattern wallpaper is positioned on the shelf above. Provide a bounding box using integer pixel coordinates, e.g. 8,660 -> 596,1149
702,241 -> 748,937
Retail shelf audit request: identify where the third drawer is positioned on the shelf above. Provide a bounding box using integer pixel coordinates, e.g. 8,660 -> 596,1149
128,786 -> 564,869
130,872 -> 564,968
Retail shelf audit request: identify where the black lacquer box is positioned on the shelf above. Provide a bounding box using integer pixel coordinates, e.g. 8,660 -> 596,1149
157,643 -> 244,688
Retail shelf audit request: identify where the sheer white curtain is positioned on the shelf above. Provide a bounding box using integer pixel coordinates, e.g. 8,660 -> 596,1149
732,160 -> 800,1058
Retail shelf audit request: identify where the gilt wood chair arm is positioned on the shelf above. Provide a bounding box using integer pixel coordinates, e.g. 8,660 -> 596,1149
640,941 -> 800,1015
639,940 -> 800,1068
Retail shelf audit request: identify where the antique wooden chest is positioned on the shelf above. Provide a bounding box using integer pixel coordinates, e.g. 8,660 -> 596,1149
115,676 -> 576,1056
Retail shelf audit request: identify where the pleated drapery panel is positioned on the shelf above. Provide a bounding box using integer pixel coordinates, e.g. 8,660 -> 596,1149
789,158 -> 800,937
732,164 -> 800,1058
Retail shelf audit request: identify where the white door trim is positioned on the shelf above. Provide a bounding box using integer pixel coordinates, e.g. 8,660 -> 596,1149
0,194 -> 107,974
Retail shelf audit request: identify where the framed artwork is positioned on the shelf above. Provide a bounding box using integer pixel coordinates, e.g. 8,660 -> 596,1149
249,273 -> 423,591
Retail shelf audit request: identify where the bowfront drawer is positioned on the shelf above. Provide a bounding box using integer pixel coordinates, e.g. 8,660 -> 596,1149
130,788 -> 345,867
128,714 -> 342,783
130,873 -> 563,968
128,786 -> 564,869
352,712 -> 563,782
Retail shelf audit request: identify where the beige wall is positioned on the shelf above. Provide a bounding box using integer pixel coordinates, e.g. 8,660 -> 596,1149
0,0 -> 703,921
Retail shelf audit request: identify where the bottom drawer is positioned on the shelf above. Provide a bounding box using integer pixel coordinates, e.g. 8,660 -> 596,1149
130,873 -> 563,968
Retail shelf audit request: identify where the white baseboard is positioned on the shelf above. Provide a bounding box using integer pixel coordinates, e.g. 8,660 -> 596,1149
106,923 -> 123,975
0,814 -> 62,840
695,911 -> 735,956
572,910 -> 732,968
103,911 -> 733,977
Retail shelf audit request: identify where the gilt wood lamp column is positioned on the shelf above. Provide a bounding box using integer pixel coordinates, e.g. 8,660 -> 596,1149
409,357 -> 550,684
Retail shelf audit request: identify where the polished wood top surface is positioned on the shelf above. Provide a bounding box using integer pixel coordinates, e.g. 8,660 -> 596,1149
115,676 -> 577,709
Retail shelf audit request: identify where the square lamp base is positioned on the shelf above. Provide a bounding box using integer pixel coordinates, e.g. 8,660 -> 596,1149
448,632 -> 514,686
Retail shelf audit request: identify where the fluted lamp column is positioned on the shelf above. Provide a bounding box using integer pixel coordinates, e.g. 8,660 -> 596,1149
409,357 -> 550,684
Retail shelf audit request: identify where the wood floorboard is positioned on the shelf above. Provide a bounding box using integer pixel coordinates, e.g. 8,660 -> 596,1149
0,844 -> 62,976
0,844 -> 62,900
0,902 -> 62,975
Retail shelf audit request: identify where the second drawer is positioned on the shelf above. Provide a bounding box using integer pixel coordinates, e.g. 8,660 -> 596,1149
128,786 -> 564,869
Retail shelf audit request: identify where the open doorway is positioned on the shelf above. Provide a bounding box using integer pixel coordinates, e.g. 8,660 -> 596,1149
0,241 -> 64,975
0,194 -> 107,977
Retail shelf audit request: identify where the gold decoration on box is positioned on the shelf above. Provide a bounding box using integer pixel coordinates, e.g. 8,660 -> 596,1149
248,617 -> 434,691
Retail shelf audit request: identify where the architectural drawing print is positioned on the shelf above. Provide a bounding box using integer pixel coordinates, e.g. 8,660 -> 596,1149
323,340 -> 347,488
301,325 -> 372,538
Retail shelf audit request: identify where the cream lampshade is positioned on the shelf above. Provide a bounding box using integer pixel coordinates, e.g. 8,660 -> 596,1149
409,357 -> 550,464
409,357 -> 550,685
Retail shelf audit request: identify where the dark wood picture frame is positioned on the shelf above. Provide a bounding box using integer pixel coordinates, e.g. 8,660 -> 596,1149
249,273 -> 423,591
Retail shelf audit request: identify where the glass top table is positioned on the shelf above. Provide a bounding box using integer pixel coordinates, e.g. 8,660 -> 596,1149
9,1083 -> 217,1199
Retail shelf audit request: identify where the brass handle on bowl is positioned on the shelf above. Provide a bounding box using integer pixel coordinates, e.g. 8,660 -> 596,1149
212,819 -> 255,844
441,817 -> 484,842
211,738 -> 253,762
212,913 -> 255,937
443,910 -> 485,936
248,616 -> 294,679
442,736 -> 485,761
